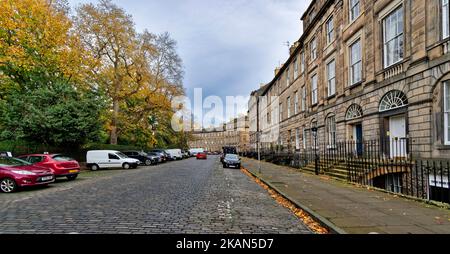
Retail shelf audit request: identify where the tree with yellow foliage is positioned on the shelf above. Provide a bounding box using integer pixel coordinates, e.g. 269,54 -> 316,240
74,0 -> 185,147
0,0 -> 91,89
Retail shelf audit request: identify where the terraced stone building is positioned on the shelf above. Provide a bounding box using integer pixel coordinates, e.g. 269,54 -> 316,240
189,116 -> 250,153
252,0 -> 450,160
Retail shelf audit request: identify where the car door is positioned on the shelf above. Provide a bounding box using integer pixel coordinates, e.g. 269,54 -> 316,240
108,153 -> 122,168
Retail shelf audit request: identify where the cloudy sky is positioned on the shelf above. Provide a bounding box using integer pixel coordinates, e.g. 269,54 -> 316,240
68,0 -> 311,124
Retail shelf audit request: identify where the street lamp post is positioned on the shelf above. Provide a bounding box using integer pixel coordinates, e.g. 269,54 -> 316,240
257,131 -> 261,174
311,127 -> 319,175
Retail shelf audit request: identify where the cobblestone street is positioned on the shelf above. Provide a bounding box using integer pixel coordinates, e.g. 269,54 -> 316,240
0,156 -> 311,234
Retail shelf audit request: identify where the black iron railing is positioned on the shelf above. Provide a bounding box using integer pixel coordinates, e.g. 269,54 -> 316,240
244,138 -> 450,204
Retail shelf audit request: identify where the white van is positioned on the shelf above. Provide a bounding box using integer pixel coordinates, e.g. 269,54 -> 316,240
165,149 -> 183,160
86,150 -> 140,170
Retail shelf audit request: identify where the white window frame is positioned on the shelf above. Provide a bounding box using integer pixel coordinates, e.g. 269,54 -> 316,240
301,86 -> 306,111
327,59 -> 336,97
287,97 -> 291,118
309,8 -> 316,24
300,51 -> 305,73
294,57 -> 299,79
326,115 -> 336,148
383,6 -> 404,68
349,0 -> 360,23
443,0 -> 450,39
326,16 -> 334,44
295,128 -> 300,150
445,81 -> 450,145
310,37 -> 317,60
294,91 -> 299,115
302,128 -> 307,149
279,103 -> 283,122
350,39 -> 362,85
286,67 -> 290,87
311,74 -> 318,105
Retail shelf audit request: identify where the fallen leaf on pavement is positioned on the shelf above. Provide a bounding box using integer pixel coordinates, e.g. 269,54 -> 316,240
241,168 -> 329,234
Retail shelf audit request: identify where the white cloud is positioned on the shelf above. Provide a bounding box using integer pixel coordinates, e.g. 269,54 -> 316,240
68,0 -> 311,122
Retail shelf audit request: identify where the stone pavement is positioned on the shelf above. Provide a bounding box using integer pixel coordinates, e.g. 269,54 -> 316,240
242,158 -> 450,234
0,156 -> 311,234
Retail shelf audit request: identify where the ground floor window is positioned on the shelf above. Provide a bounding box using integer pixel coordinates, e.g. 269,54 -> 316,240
386,173 -> 403,194
326,115 -> 336,148
303,128 -> 307,149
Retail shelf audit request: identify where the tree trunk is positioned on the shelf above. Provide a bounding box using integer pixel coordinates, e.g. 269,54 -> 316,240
110,99 -> 119,145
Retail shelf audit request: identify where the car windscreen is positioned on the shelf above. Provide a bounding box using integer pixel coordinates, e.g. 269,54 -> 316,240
0,157 -> 32,166
225,154 -> 239,160
138,152 -> 148,156
116,152 -> 128,159
52,155 -> 74,161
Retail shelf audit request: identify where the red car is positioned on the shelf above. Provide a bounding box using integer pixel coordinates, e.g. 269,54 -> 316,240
196,152 -> 207,160
0,156 -> 54,193
18,154 -> 80,181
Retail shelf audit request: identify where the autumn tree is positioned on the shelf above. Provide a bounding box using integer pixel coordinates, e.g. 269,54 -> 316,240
0,0 -> 104,146
75,0 -> 186,148
0,0 -> 91,90
74,0 -> 155,145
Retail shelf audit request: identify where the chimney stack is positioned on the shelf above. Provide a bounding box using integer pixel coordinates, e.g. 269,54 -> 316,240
274,67 -> 281,76
289,41 -> 300,55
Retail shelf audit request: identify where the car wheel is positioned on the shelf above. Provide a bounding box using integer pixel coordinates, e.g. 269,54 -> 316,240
145,159 -> 152,166
90,164 -> 99,171
0,178 -> 17,193
123,163 -> 130,169
67,175 -> 78,181
223,164 -> 227,168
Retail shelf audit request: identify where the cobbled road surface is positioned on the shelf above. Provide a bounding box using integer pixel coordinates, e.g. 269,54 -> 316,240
0,156 -> 311,234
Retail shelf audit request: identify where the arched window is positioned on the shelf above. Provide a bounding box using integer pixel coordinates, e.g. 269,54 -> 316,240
379,90 -> 408,112
345,104 -> 363,120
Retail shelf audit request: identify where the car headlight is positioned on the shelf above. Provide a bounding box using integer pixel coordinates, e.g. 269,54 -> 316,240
11,170 -> 37,175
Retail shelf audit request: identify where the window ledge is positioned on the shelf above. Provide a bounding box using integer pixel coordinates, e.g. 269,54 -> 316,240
327,94 -> 336,100
436,144 -> 450,150
345,81 -> 363,91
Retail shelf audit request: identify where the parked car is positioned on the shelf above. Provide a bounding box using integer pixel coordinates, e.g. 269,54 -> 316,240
165,149 -> 183,160
146,152 -> 163,163
221,146 -> 238,162
148,149 -> 170,162
122,151 -> 157,166
222,154 -> 241,168
196,152 -> 207,160
0,156 -> 54,193
17,154 -> 80,181
86,150 -> 140,170
181,150 -> 190,159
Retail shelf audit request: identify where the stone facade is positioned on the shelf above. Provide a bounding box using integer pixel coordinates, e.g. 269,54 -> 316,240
251,0 -> 450,159
189,116 -> 250,153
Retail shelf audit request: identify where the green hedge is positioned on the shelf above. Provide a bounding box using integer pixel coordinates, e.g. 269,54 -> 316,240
0,140 -> 144,162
